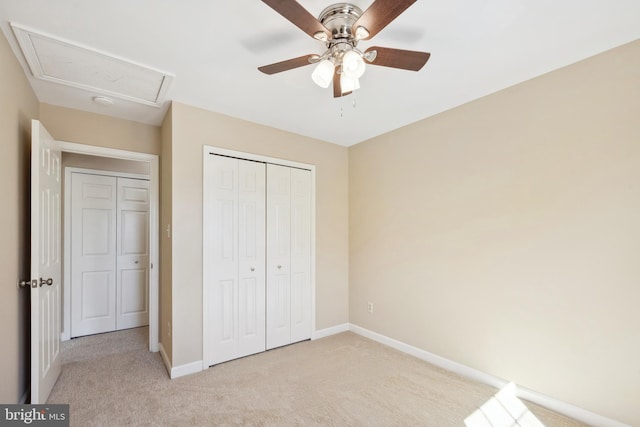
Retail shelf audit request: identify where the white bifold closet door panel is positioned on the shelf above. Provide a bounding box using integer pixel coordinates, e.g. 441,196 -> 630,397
266,164 -> 312,350
71,173 -> 149,338
204,155 -> 266,366
116,178 -> 150,330
289,167 -> 312,343
71,174 -> 117,337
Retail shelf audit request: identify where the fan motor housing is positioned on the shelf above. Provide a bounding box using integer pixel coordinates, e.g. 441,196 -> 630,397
318,3 -> 363,40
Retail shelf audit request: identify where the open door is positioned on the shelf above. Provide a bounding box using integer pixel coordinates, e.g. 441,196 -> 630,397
30,120 -> 62,403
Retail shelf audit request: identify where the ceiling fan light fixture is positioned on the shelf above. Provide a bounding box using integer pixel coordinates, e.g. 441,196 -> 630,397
311,59 -> 335,88
342,50 -> 366,79
340,74 -> 360,94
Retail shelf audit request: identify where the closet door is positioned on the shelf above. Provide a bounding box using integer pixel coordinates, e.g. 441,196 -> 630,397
238,160 -> 266,357
290,168 -> 312,343
71,173 -> 117,337
116,178 -> 150,330
204,155 -> 266,365
266,165 -> 291,350
266,165 -> 312,349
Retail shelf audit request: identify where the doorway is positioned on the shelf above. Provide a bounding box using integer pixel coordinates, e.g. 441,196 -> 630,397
57,141 -> 159,352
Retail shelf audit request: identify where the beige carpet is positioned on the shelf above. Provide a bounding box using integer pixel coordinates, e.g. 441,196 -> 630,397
48,328 -> 588,426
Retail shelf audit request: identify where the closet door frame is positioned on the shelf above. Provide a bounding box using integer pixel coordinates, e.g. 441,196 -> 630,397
202,145 -> 316,370
58,142 -> 159,355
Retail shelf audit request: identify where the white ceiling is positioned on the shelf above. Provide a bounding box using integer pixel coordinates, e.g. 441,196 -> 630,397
1,0 -> 638,147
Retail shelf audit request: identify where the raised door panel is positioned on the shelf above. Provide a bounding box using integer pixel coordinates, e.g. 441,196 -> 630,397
71,173 -> 117,337
120,269 -> 147,314
116,178 -> 150,330
266,164 -> 292,350
80,271 -> 112,318
210,278 -> 238,364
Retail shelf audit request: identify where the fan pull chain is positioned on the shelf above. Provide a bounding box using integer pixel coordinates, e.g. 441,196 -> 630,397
339,98 -> 357,118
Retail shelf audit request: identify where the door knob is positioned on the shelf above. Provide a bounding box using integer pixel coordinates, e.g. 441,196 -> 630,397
39,278 -> 53,287
277,265 -> 282,269
134,260 -> 139,264
250,267 -> 255,272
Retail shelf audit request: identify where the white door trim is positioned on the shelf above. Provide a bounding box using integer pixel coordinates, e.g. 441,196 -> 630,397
202,145 -> 317,369
58,141 -> 159,353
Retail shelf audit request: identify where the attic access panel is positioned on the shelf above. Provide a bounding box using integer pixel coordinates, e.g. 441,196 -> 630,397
11,23 -> 173,107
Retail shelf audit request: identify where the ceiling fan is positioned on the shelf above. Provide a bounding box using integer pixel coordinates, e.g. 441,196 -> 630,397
258,0 -> 431,98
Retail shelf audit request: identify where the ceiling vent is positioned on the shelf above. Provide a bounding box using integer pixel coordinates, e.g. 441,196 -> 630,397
11,23 -> 173,107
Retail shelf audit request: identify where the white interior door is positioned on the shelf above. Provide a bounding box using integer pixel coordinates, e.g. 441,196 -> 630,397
266,164 -> 292,350
237,160 -> 266,357
31,120 -> 62,404
116,177 -> 150,330
290,168 -> 312,343
205,155 -> 238,365
266,165 -> 312,349
204,155 -> 266,366
71,173 -> 117,337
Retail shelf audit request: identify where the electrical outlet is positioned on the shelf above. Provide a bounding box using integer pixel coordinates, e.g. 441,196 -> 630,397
367,302 -> 374,313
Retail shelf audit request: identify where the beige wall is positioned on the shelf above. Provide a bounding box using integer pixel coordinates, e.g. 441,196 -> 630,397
40,103 -> 161,155
160,105 -> 173,363
349,40 -> 640,425
0,31 -> 39,403
169,102 -> 349,366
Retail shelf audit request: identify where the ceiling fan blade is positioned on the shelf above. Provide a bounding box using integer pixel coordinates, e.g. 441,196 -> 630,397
258,54 -> 317,75
261,0 -> 331,41
365,46 -> 430,71
353,0 -> 417,40
333,69 -> 351,98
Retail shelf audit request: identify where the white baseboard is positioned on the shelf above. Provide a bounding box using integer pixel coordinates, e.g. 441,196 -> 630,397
348,324 -> 629,427
164,323 -> 348,379
171,360 -> 203,379
349,324 -> 505,389
159,342 -> 203,379
515,386 -> 629,427
313,323 -> 350,340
